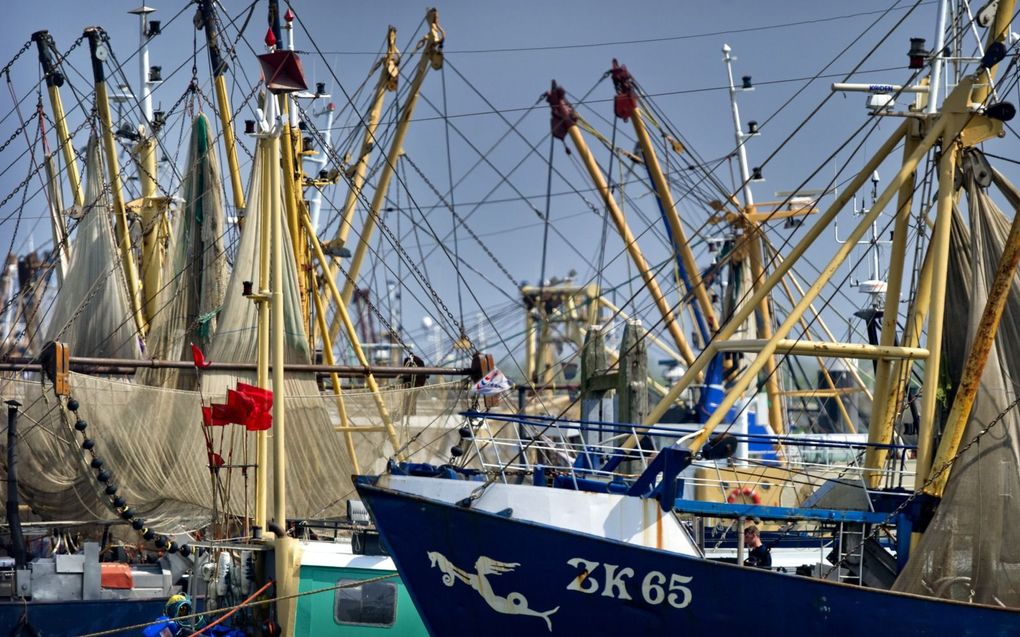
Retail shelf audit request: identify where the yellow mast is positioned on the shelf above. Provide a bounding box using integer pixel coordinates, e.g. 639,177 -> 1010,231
252,137 -> 272,530
32,31 -> 84,209
861,130 -> 921,486
197,0 -> 246,212
84,27 -> 147,336
304,212 -> 402,456
269,103 -> 287,534
331,27 -> 399,258
546,81 -> 699,369
340,9 -> 444,308
913,0 -> 1016,491
611,61 -> 719,335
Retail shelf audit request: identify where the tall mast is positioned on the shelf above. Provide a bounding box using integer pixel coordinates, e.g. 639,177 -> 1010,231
545,81 -> 699,371
256,10 -> 303,631
340,8 -> 444,307
331,27 -> 399,253
197,0 -> 246,212
128,5 -> 166,324
722,45 -> 784,434
84,27 -> 148,337
914,0 -> 1017,489
723,44 -> 754,208
272,2 -> 310,329
326,25 -> 399,341
609,60 -> 718,340
31,31 -> 84,208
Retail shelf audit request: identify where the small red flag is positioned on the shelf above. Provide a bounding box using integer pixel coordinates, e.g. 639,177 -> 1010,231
191,343 -> 212,369
203,384 -> 274,430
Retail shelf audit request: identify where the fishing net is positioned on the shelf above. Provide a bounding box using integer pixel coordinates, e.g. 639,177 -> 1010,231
0,373 -> 467,532
893,164 -> 1020,607
44,152 -> 70,285
139,114 -> 228,389
0,121 -> 470,533
44,136 -> 141,359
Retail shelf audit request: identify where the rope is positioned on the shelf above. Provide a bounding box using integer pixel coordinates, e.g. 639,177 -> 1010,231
191,578 -> 274,636
440,65 -> 466,333
823,393 -> 1020,579
76,572 -> 398,637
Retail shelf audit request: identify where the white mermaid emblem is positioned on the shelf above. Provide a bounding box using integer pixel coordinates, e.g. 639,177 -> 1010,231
427,551 -> 560,631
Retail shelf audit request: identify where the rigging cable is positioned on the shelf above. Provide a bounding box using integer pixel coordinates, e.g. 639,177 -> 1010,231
440,64 -> 466,335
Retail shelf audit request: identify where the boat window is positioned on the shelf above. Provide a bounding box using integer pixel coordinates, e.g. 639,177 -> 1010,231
334,579 -> 397,627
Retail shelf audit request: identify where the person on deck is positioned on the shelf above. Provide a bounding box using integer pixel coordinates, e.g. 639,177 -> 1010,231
743,524 -> 772,569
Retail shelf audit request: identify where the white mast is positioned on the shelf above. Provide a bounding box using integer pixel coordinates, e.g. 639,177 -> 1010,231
127,6 -> 156,131
927,0 -> 951,114
723,44 -> 755,208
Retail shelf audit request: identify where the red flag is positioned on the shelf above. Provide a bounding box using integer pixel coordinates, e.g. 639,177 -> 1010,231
237,383 -> 273,431
191,343 -> 212,369
203,384 -> 274,430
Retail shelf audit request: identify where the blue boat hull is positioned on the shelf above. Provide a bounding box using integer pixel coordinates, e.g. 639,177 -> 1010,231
357,481 -> 1020,637
0,598 -> 166,636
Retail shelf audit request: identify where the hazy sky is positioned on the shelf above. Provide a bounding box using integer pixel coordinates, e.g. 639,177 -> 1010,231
0,1 -> 1015,372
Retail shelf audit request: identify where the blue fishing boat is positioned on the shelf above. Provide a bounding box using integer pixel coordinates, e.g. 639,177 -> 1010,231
356,472 -> 1020,636
356,0 -> 1020,631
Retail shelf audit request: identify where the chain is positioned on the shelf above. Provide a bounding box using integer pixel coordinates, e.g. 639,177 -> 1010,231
288,102 -> 416,357
52,34 -> 86,67
0,40 -> 31,79
39,110 -> 86,164
0,112 -> 93,212
293,101 -> 469,351
165,79 -> 202,127
0,118 -> 31,155
401,153 -> 518,288
822,393 -> 1020,579
378,199 -> 467,344
337,265 -> 415,359
194,81 -> 256,161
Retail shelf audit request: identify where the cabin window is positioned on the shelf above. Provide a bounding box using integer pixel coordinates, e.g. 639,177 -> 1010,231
334,579 -> 397,627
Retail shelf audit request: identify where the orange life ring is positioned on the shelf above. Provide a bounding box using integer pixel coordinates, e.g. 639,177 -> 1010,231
727,486 -> 762,505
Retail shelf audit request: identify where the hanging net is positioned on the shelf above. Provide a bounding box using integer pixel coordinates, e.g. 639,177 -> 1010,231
0,373 -> 467,531
139,114 -> 228,389
893,163 -> 1020,607
44,135 -> 141,359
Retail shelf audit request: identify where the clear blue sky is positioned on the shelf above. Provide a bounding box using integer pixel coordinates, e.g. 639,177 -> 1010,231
0,1 -> 1015,373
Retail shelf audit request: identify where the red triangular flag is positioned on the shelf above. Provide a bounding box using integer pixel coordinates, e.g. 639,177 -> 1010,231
191,343 -> 212,369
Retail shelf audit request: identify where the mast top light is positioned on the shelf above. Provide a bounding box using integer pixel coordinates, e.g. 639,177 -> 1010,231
127,5 -> 155,15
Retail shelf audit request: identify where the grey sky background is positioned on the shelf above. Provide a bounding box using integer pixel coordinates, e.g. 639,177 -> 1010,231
0,1 -> 1016,375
